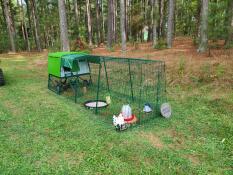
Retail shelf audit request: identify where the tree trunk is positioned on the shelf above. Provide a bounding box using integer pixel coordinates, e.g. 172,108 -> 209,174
113,1 -> 117,42
120,0 -> 126,51
20,0 -> 30,51
225,0 -> 233,47
86,0 -> 93,47
107,0 -> 114,49
74,0 -> 79,37
0,0 -> 6,22
194,0 -> 202,42
128,0 -> 132,41
58,0 -> 70,51
30,0 -> 41,51
152,0 -> 159,48
198,0 -> 209,53
101,0 -> 105,43
24,0 -> 33,42
3,0 -> 16,52
96,0 -> 101,45
167,0 -> 175,48
159,0 -> 164,37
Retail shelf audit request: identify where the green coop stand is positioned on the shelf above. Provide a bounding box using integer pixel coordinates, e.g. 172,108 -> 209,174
48,51 -> 92,102
48,52 -> 167,125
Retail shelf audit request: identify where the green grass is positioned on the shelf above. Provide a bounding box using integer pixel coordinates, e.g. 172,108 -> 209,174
0,53 -> 232,174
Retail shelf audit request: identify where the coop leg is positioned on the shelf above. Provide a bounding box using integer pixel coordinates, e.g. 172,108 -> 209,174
57,78 -> 62,95
48,74 -> 51,90
74,79 -> 77,103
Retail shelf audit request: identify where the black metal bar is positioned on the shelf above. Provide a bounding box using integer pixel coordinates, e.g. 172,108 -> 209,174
95,63 -> 102,114
156,69 -> 161,113
128,59 -> 134,101
103,57 -> 110,93
138,64 -> 143,124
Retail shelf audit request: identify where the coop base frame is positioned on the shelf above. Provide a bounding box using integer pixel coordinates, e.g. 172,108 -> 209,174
48,73 -> 92,103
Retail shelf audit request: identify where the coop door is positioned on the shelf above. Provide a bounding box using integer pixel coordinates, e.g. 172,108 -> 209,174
74,61 -> 90,75
78,61 -> 90,75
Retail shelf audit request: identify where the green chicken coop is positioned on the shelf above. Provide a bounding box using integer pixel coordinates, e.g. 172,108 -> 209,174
48,52 -> 167,124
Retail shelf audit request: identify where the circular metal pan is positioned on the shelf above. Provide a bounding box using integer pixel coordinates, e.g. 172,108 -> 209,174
84,100 -> 108,109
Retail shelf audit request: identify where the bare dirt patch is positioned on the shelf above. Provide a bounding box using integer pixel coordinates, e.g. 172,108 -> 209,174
183,154 -> 200,165
166,129 -> 186,150
3,100 -> 22,116
139,132 -> 164,149
42,151 -> 85,167
32,59 -> 47,67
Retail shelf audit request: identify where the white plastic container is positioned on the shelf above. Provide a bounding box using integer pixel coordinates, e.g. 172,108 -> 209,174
121,104 -> 132,119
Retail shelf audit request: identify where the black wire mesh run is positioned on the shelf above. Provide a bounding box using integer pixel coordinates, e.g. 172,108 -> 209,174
48,55 -> 166,124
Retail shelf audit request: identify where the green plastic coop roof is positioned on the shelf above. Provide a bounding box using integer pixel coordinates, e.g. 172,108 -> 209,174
48,51 -> 89,58
48,51 -> 164,77
48,51 -> 89,77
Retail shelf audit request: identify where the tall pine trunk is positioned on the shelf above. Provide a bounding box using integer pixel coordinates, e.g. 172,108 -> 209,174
198,0 -> 208,53
107,0 -> 114,49
194,0 -> 201,43
167,0 -> 175,48
58,0 -> 70,51
101,0 -> 105,43
30,0 -> 41,52
20,0 -> 30,51
3,0 -> 16,52
86,0 -> 93,47
96,0 -> 101,45
120,0 -> 126,51
152,0 -> 159,48
74,0 -> 79,37
159,0 -> 164,37
113,1 -> 117,42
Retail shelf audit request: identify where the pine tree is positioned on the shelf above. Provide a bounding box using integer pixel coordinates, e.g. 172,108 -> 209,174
86,0 -> 93,47
74,0 -> 79,37
3,0 -> 16,52
152,0 -> 159,48
30,0 -> 41,52
58,0 -> 70,51
198,0 -> 208,53
120,0 -> 126,51
107,0 -> 114,49
167,0 -> 175,48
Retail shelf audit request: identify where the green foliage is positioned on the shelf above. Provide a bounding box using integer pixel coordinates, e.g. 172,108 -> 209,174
178,56 -> 186,77
0,34 -> 9,53
200,62 -> 212,82
153,39 -> 167,49
208,1 -> 228,40
107,46 -> 115,52
215,64 -> 225,78
176,0 -> 198,36
130,3 -> 144,41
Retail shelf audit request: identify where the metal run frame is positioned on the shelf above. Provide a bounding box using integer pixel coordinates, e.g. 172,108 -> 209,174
48,55 -> 166,124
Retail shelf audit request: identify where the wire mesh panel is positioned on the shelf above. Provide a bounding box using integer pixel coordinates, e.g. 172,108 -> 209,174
48,55 -> 166,125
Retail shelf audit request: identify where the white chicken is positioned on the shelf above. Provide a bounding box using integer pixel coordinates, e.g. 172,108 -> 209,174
113,113 -> 127,131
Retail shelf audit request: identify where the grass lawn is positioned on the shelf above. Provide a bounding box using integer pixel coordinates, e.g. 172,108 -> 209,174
0,43 -> 232,174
